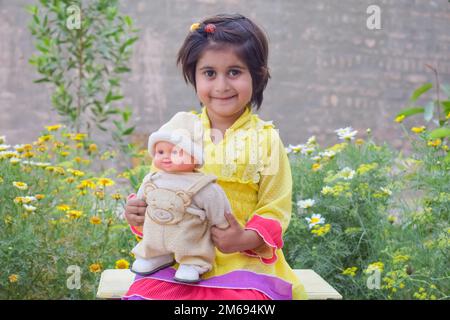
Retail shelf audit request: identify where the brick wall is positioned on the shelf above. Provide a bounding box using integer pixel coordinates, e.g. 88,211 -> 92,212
1,0 -> 449,152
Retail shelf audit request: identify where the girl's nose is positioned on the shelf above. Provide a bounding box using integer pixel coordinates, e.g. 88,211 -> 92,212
214,75 -> 231,93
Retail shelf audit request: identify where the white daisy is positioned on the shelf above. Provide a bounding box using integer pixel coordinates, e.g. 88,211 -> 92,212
297,199 -> 316,209
335,127 -> 358,141
306,136 -> 317,146
339,167 -> 356,180
305,214 -> 325,229
23,204 -> 37,212
321,186 -> 333,195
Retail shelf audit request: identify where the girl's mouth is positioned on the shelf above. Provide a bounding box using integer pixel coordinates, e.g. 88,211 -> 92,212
213,95 -> 237,100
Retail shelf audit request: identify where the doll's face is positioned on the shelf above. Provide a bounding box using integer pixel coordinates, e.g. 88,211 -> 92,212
153,141 -> 197,172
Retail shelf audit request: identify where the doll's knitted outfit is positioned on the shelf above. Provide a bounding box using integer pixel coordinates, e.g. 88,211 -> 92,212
130,112 -> 231,282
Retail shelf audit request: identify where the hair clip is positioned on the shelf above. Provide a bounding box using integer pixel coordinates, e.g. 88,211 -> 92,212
204,23 -> 216,34
190,22 -> 201,32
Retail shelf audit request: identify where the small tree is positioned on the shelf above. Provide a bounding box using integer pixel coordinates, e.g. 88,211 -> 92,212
27,0 -> 138,153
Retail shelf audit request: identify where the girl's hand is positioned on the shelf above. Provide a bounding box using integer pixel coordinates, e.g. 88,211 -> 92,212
211,212 -> 265,254
124,195 -> 147,227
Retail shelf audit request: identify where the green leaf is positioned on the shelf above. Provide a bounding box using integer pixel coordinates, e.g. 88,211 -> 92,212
428,127 -> 450,139
114,66 -> 131,73
396,107 -> 424,118
124,15 -> 133,27
122,127 -> 135,135
445,151 -> 450,164
25,5 -> 38,15
410,83 -> 432,103
424,101 -> 435,122
441,101 -> 450,114
33,78 -> 50,83
119,37 -> 138,54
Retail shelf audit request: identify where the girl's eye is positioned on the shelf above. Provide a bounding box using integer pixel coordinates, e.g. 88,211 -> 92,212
157,150 -> 163,154
229,69 -> 241,77
204,70 -> 215,78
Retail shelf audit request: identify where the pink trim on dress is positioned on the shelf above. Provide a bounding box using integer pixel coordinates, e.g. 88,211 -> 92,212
243,214 -> 284,264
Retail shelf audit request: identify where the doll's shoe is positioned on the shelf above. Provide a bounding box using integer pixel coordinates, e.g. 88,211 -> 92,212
173,264 -> 201,283
131,255 -> 175,276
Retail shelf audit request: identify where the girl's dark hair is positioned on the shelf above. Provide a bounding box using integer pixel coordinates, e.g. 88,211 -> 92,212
176,13 -> 270,110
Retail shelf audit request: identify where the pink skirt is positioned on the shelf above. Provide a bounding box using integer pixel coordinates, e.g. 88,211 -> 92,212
123,278 -> 271,300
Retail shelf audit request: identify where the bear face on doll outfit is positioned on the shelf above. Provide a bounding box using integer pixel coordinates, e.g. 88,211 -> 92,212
144,182 -> 192,225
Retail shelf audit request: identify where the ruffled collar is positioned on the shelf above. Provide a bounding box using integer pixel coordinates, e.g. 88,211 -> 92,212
200,105 -> 253,134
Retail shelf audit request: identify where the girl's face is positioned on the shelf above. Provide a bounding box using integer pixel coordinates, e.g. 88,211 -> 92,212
195,46 -> 252,122
153,141 -> 196,172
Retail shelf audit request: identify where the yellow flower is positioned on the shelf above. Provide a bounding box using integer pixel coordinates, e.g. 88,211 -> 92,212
67,169 -> 85,177
66,177 -> 75,184
342,267 -> 358,277
39,135 -> 52,142
111,193 -> 122,200
45,124 -> 63,131
311,224 -> 331,237
357,163 -> 379,175
97,178 -> 115,187
13,181 -> 28,190
355,138 -> 365,146
4,215 -> 13,225
115,259 -> 130,269
77,179 -> 96,190
56,204 -> 70,211
312,163 -> 322,172
190,22 -> 201,32
60,151 -> 70,157
395,115 -> 405,123
89,263 -> 102,273
95,190 -> 105,200
365,261 -> 384,274
427,139 -> 442,147
74,133 -> 87,141
88,144 -> 98,153
67,210 -> 83,219
90,216 -> 102,225
34,193 -> 45,200
393,255 -> 410,264
411,126 -> 425,133
117,172 -> 131,179
446,111 -> 450,119
8,274 -> 19,283
22,151 -> 35,159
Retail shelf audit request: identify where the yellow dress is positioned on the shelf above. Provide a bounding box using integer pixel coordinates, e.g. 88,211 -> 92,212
130,106 -> 307,300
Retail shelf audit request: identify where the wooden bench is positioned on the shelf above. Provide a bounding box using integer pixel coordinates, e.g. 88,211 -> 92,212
96,269 -> 342,300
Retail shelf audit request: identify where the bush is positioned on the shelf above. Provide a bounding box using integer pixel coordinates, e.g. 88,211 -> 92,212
0,126 -> 143,299
284,123 -> 449,299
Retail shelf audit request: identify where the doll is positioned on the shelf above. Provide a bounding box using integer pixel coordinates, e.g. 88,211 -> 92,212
130,112 -> 231,283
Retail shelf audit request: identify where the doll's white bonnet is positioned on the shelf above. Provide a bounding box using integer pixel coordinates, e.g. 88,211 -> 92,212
148,112 -> 204,167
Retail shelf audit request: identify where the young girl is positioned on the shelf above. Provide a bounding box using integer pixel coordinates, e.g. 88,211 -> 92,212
123,13 -> 307,300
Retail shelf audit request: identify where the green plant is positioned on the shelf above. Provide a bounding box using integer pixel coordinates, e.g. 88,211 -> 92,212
395,65 -> 450,163
0,127 -> 139,299
27,0 -> 138,154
